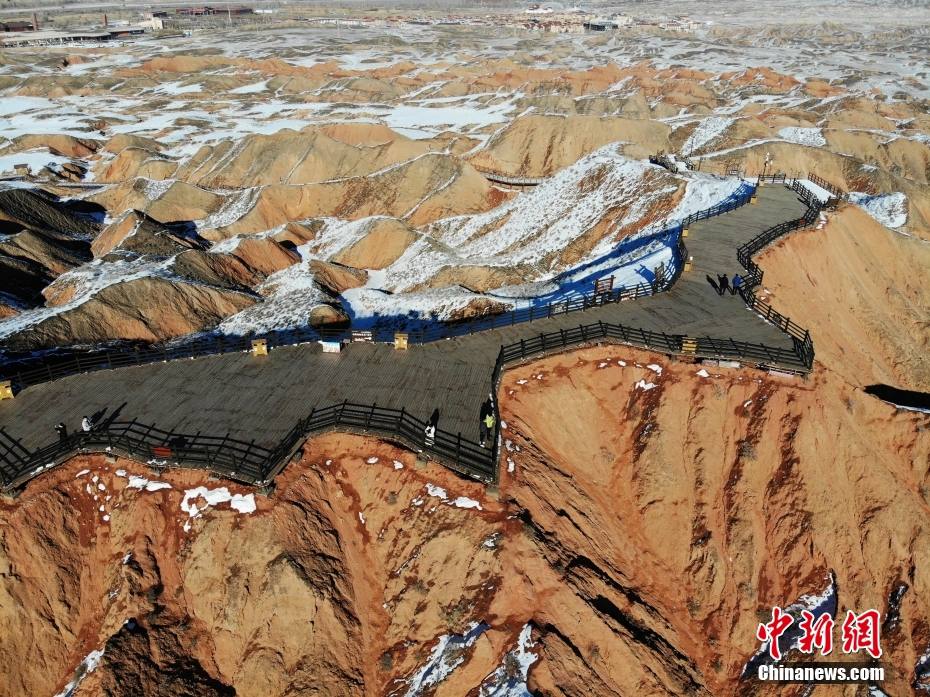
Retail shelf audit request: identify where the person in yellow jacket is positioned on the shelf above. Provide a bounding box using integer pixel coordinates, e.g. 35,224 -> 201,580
480,408 -> 495,448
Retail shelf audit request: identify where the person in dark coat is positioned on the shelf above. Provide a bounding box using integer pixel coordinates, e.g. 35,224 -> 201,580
718,274 -> 730,295
55,422 -> 68,442
653,261 -> 666,292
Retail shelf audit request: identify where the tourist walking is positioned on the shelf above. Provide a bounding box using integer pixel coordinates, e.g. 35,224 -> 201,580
717,274 -> 730,295
479,400 -> 491,447
54,422 -> 68,442
480,409 -> 496,448
424,424 -> 435,447
731,273 -> 743,295
651,262 -> 665,293
424,408 -> 439,447
81,415 -> 93,432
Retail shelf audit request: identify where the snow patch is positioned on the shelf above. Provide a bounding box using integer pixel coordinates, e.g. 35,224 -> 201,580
54,648 -> 105,697
403,622 -> 489,696
180,486 -> 257,527
452,497 -> 483,511
778,127 -> 826,147
127,475 -> 172,492
425,483 -> 448,500
217,261 -> 331,335
115,470 -> 172,492
849,192 -> 907,229
478,624 -> 538,696
682,116 -> 734,153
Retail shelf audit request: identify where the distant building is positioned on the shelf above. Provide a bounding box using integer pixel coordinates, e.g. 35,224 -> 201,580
658,17 -> 699,32
176,6 -> 213,15
175,6 -> 253,16
1,20 -> 34,32
584,19 -> 617,31
107,26 -> 146,37
141,14 -> 166,29
0,29 -> 111,47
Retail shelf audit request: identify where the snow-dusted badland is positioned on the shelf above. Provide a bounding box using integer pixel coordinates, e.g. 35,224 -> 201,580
0,2 -> 927,351
2,3 -> 930,696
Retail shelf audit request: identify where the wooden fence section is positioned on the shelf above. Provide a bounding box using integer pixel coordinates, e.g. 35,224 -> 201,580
733,179 -> 823,367
471,165 -> 546,187
759,172 -> 845,203
496,320 -> 808,374
0,401 -> 497,493
809,173 -> 846,200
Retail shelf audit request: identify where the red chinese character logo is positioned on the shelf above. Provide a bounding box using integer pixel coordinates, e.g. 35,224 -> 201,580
841,609 -> 882,659
798,610 -> 834,655
756,606 -> 794,660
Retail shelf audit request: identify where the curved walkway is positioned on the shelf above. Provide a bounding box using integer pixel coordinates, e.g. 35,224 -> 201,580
471,166 -> 546,187
0,184 -> 811,488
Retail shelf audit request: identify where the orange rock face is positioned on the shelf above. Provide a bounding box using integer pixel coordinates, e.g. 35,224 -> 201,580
3,337 -> 927,696
496,347 -> 930,696
757,204 -> 930,390
0,440 -> 521,697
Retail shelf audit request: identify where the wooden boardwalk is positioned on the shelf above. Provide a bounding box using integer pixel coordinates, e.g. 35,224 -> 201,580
0,185 -> 809,459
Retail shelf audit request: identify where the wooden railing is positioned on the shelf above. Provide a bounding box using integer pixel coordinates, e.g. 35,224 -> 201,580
495,321 -> 810,373
470,165 -> 546,186
0,401 -> 497,493
732,179 -> 823,369
809,172 -> 846,200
